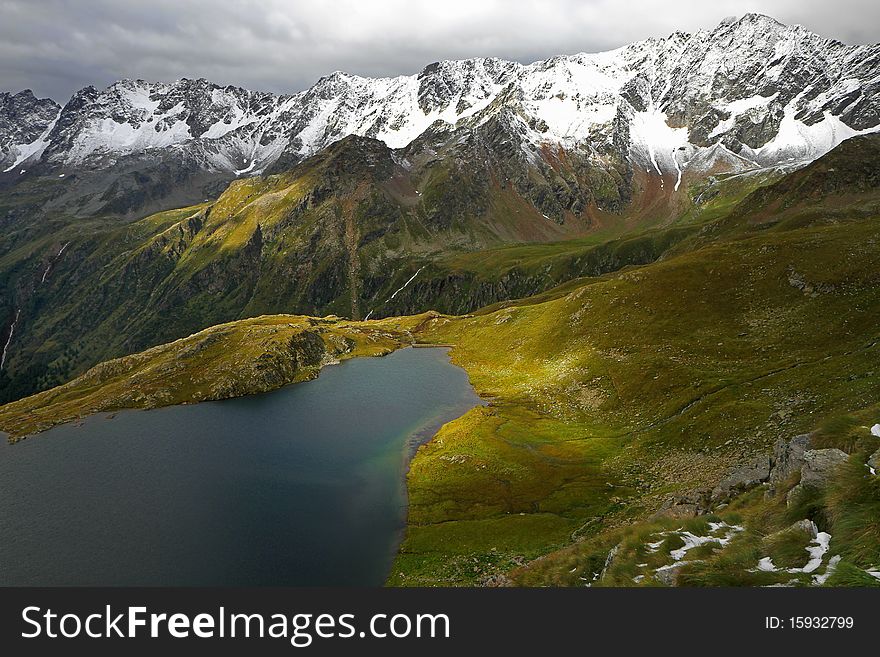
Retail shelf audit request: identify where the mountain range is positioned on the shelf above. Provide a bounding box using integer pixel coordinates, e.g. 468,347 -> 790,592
2,13 -> 879,403
2,13 -> 878,211
1,12 -> 880,588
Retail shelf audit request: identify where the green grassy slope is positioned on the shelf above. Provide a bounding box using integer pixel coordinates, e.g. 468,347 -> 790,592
0,131 -> 777,406
509,402 -> 880,587
1,136 -> 877,586
387,205 -> 880,584
0,313 -> 426,440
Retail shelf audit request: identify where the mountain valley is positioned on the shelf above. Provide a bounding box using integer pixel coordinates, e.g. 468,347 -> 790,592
1,14 -> 879,587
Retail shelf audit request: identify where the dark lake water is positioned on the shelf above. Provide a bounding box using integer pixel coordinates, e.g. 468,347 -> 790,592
0,347 -> 483,586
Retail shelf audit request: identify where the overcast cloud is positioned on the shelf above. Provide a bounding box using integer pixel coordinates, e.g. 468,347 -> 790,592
1,0 -> 878,102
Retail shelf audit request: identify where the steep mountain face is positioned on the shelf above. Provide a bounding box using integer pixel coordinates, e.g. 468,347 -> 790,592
1,13 -> 879,405
1,14 -> 877,205
0,130 -> 684,404
0,90 -> 60,174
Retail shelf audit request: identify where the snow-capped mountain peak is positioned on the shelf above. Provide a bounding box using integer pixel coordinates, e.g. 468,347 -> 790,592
1,14 -> 877,182
0,90 -> 62,173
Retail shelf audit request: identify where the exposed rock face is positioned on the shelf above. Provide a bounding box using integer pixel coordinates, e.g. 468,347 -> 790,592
768,433 -> 812,493
868,448 -> 880,473
776,519 -> 819,540
711,455 -> 772,502
658,433 -> 848,515
800,449 -> 850,488
654,562 -> 688,586
653,485 -> 714,519
785,448 -> 850,507
0,90 -> 60,171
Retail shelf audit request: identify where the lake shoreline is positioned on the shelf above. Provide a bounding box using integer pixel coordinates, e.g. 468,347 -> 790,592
0,346 -> 483,586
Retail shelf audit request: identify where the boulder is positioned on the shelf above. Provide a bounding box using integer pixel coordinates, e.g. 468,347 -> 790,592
769,434 -> 811,488
868,448 -> 880,474
786,448 -> 850,507
654,562 -> 688,586
800,449 -> 849,488
652,487 -> 712,519
768,519 -> 818,540
711,455 -> 771,502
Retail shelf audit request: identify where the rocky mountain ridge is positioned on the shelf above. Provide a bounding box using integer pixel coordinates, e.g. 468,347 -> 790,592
2,14 -> 878,187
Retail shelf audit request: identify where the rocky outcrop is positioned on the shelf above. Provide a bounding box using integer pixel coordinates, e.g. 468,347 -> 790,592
786,448 -> 850,506
653,562 -> 688,586
0,90 -> 60,170
768,433 -> 811,493
767,519 -> 818,542
652,487 -> 712,519
868,448 -> 880,473
711,455 -> 772,502
800,449 -> 850,487
657,432 -> 855,516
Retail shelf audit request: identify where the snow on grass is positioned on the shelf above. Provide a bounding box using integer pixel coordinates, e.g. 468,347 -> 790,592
802,532 -> 831,573
870,423 -> 880,438
753,525 -> 838,583
813,555 -> 841,585
645,522 -> 743,561
757,557 -> 778,572
669,531 -> 723,561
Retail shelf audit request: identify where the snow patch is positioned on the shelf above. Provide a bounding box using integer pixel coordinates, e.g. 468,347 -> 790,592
2,110 -> 60,172
754,103 -> 880,166
708,93 -> 778,140
387,266 -> 425,302
813,555 -> 840,585
1,309 -> 21,370
233,159 -> 257,176
646,523 -> 743,561
40,241 -> 70,284
802,532 -> 831,573
754,525 -> 835,580
757,557 -> 777,572
629,108 -> 689,178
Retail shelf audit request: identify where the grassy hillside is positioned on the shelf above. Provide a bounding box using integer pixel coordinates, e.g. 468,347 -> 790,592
1,136 -> 878,586
0,131 -> 778,406
509,401 -> 880,587
387,205 -> 880,585
4,204 -> 878,584
0,313 -> 428,440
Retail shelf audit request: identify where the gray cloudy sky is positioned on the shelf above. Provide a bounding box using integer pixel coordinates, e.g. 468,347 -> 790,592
2,0 -> 878,101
